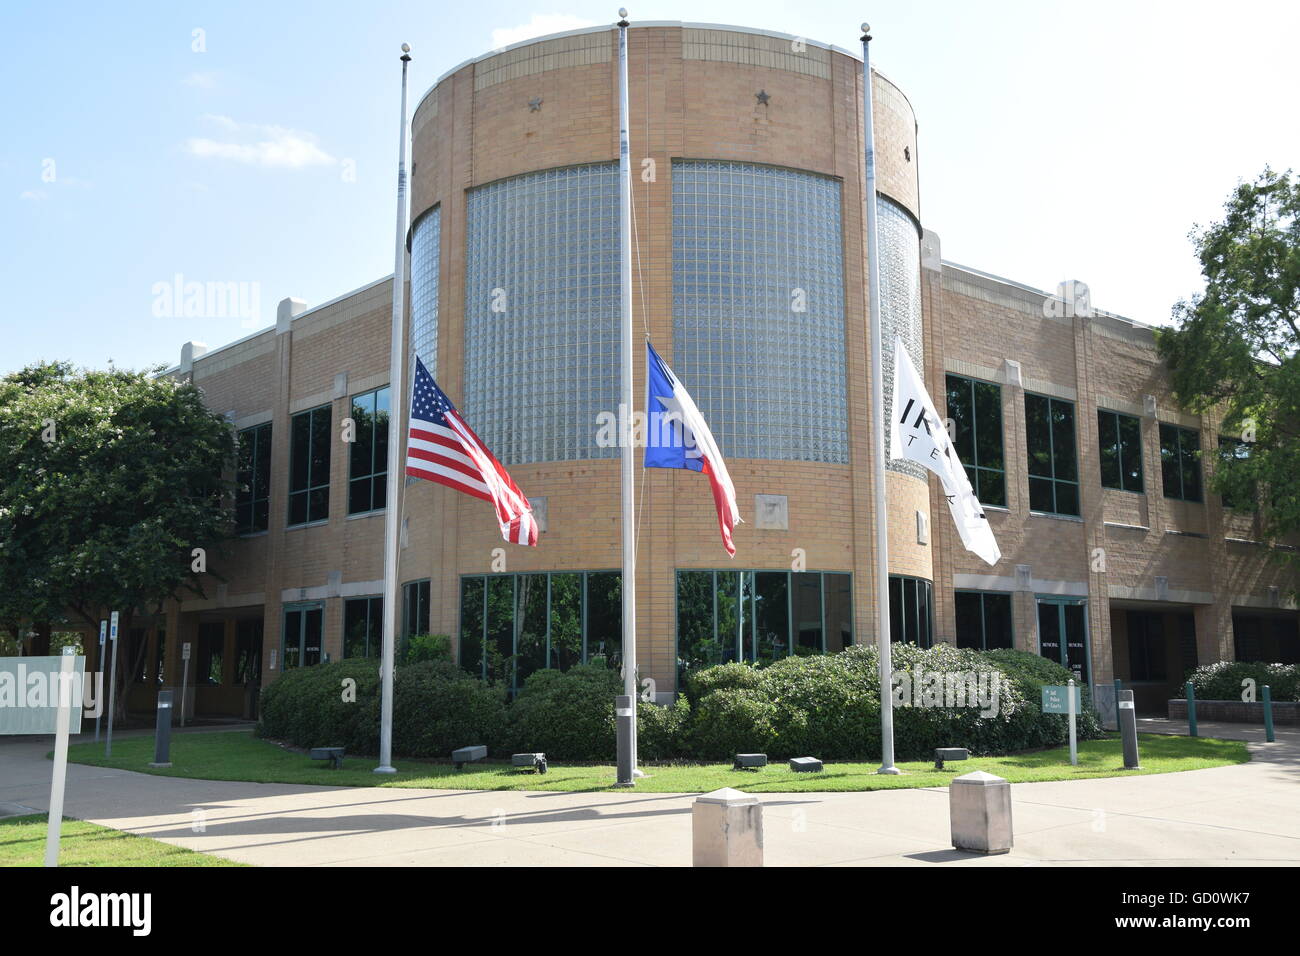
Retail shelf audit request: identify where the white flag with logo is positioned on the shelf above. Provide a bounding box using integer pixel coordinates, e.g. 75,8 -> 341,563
889,336 -> 1001,566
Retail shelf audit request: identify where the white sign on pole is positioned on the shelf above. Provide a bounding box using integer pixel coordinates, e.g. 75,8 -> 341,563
44,649 -> 80,867
182,642 -> 191,661
109,610 -> 119,641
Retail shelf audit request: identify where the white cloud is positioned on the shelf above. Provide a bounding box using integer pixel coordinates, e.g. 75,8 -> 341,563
19,189 -> 47,201
183,71 -> 217,89
490,13 -> 596,50
183,115 -> 336,169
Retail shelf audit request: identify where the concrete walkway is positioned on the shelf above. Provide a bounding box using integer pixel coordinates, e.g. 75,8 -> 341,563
1,723 -> 1297,867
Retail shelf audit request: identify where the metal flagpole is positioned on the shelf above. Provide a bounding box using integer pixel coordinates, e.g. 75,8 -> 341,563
861,23 -> 900,774
376,42 -> 412,775
615,8 -> 638,785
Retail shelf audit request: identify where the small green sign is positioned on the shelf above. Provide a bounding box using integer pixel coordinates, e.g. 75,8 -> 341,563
1041,684 -> 1081,714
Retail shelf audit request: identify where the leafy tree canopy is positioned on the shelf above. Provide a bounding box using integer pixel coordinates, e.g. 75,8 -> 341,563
0,362 -> 236,637
1158,168 -> 1300,587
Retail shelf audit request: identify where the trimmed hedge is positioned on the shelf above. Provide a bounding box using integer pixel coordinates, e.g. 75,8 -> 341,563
257,658 -> 507,757
505,664 -> 691,761
1180,661 -> 1300,702
687,644 -> 1103,761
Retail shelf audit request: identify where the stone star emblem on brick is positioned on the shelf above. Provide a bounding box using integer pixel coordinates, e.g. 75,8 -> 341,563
528,96 -> 543,112
756,90 -> 770,106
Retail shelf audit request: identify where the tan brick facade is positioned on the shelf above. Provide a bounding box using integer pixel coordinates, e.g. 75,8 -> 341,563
131,23 -> 1294,716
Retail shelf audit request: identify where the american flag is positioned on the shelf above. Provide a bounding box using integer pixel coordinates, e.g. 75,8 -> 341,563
405,356 -> 539,546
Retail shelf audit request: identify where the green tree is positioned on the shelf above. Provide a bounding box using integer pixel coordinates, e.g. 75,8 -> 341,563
0,362 -> 236,719
1158,168 -> 1300,593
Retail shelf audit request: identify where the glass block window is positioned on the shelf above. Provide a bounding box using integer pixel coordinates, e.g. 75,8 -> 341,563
1159,424 -> 1202,501
410,206 -> 440,374
1097,409 -> 1144,493
464,165 -> 619,464
1025,393 -> 1080,516
348,386 -> 390,515
288,405 -> 330,526
878,196 -> 926,479
954,591 -> 1014,650
946,374 -> 1006,506
673,160 -> 847,463
235,421 -> 271,534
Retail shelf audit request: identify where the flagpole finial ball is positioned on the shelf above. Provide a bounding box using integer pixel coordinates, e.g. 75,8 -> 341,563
619,8 -> 628,19
401,42 -> 411,53
860,22 -> 871,35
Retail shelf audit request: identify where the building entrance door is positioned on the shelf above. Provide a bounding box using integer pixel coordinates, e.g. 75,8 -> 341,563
1037,598 -> 1090,685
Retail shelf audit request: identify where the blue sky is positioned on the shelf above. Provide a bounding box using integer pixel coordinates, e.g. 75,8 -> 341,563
3,0 -> 1297,374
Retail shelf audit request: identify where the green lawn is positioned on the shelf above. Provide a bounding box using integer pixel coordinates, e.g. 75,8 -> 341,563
63,731 -> 1250,793
0,815 -> 246,867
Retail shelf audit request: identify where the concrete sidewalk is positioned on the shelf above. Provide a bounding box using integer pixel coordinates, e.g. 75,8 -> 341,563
1,724 -> 1297,867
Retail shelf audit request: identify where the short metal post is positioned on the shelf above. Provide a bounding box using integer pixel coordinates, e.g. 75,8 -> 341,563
150,690 -> 174,767
1185,681 -> 1198,737
1262,685 -> 1275,743
1118,689 -> 1140,769
615,694 -> 634,787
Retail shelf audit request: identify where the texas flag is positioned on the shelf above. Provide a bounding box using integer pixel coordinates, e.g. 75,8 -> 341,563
644,342 -> 741,556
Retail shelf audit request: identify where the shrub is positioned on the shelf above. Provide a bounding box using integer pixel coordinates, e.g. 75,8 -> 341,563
403,633 -> 452,665
685,643 -> 1101,761
1181,661 -> 1300,702
981,648 -> 1104,748
257,658 -> 506,758
638,695 -> 691,760
507,664 -> 621,761
256,659 -> 380,755
382,661 -> 509,758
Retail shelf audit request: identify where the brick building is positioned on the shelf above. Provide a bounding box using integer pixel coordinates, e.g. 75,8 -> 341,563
109,22 -> 1295,719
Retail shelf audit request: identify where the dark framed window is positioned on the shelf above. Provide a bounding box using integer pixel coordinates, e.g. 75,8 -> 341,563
348,386 -> 390,515
1159,424 -> 1202,501
889,575 -> 933,647
674,569 -> 853,683
197,621 -> 225,685
288,405 -> 331,526
344,596 -> 383,659
1232,613 -> 1299,664
234,618 -> 262,684
458,571 -> 623,693
954,591 -> 1014,650
402,580 -> 431,642
1025,393 -> 1080,516
946,374 -> 1006,506
235,422 -> 272,533
282,605 -> 323,669
1217,436 -> 1254,511
1097,410 -> 1144,493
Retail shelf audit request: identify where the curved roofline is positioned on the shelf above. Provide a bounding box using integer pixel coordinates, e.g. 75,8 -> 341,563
413,20 -> 910,121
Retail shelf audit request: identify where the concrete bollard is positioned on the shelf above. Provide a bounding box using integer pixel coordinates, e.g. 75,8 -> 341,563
692,787 -> 763,867
950,771 -> 1013,854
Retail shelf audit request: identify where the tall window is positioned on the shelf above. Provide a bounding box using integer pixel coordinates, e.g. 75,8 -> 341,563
1097,410 -> 1144,493
282,605 -> 323,669
348,386 -> 390,515
954,591 -> 1014,650
675,570 -> 853,683
946,374 -> 1006,506
1126,611 -> 1168,682
1217,436 -> 1254,511
1159,424 -> 1202,501
197,621 -> 225,685
459,571 -> 623,692
344,596 -> 383,658
402,580 -> 431,641
289,405 -> 330,525
234,619 -> 262,684
889,575 -> 933,647
235,422 -> 272,533
1025,393 -> 1080,516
